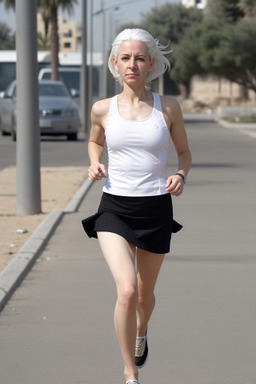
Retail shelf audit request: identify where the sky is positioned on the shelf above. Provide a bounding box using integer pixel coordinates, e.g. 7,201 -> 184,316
0,0 -> 180,49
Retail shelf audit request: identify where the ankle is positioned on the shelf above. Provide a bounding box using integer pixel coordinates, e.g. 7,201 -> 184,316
124,369 -> 138,382
136,325 -> 148,338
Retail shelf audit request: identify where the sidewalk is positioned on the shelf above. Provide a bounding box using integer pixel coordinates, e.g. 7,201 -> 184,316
0,117 -> 255,384
0,165 -> 92,310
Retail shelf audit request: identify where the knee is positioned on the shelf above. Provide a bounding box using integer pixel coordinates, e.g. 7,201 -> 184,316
118,285 -> 137,312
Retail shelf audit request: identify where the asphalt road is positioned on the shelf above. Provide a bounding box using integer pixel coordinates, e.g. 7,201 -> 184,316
0,132 -> 90,170
0,117 -> 255,384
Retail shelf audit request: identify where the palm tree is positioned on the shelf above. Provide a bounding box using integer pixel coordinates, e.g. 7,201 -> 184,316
40,6 -> 51,38
0,0 -> 15,8
38,0 -> 77,80
0,0 -> 77,80
37,32 -> 50,50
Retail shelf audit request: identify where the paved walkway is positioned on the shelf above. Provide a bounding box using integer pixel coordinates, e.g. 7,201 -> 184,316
0,118 -> 255,384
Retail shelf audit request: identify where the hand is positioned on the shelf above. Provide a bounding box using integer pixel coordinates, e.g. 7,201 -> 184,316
88,163 -> 107,181
166,174 -> 184,196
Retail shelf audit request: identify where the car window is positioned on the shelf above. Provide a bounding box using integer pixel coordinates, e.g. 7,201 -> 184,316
0,63 -> 16,93
40,71 -> 80,95
59,72 -> 80,94
5,82 -> 16,98
41,72 -> 51,80
39,83 -> 70,97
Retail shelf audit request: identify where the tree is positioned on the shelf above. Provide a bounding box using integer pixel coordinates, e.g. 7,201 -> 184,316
0,0 -> 15,8
39,6 -> 51,37
37,32 -> 50,50
201,21 -> 256,92
0,0 -> 77,79
171,21 -> 209,97
0,21 -> 15,49
173,18 -> 256,95
238,0 -> 256,17
205,0 -> 245,22
140,3 -> 203,46
37,0 -> 77,80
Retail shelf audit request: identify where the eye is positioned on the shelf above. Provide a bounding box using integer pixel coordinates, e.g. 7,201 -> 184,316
121,56 -> 129,61
137,57 -> 145,62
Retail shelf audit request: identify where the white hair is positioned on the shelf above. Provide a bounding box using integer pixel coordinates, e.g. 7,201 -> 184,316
108,28 -> 172,89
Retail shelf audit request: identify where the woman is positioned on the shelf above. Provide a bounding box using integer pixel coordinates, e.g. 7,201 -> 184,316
82,28 -> 192,384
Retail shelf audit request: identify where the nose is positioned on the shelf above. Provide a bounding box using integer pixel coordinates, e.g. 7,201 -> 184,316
129,57 -> 137,69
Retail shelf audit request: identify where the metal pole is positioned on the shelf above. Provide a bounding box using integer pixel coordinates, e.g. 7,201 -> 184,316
102,4 -> 107,98
16,0 -> 41,215
88,0 -> 93,128
81,0 -> 88,138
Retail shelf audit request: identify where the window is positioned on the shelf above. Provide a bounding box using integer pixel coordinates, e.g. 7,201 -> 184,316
64,29 -> 72,37
0,63 -> 16,92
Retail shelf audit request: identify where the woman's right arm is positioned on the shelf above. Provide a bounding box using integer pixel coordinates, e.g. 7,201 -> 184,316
88,101 -> 107,181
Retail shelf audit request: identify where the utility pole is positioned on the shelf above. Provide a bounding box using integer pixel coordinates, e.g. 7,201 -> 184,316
81,0 -> 88,138
88,0 -> 93,131
16,0 -> 41,215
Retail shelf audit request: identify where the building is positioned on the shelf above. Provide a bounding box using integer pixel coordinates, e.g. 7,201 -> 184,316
37,13 -> 81,52
181,0 -> 207,9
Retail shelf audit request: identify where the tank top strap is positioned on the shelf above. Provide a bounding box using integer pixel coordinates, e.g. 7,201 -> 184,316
152,92 -> 168,128
110,94 -> 119,113
106,95 -> 119,127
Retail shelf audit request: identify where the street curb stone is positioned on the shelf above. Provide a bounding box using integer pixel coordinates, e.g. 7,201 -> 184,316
0,177 -> 93,312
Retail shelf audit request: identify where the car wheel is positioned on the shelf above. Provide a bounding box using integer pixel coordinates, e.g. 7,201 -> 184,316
11,117 -> 16,142
0,117 -> 8,136
67,133 -> 78,141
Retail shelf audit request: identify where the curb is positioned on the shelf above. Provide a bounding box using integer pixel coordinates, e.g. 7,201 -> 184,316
0,177 -> 94,312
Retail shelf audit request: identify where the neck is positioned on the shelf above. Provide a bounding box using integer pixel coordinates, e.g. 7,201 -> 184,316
119,86 -> 152,104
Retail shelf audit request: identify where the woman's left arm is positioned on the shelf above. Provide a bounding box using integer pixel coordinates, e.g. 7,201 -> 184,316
164,97 -> 192,196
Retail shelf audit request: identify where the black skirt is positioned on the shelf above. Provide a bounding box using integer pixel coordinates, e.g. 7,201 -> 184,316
81,192 -> 182,254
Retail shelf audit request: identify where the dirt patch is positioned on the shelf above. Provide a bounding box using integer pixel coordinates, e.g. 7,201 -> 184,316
0,166 -> 88,273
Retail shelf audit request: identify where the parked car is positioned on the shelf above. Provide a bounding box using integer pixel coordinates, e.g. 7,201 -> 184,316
38,67 -> 81,97
0,80 -> 80,141
38,67 -> 81,114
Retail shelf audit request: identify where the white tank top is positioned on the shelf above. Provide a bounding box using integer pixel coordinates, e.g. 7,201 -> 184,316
103,92 -> 170,196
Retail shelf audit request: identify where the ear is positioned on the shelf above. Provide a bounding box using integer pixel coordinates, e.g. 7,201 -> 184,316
113,57 -> 118,71
149,57 -> 155,72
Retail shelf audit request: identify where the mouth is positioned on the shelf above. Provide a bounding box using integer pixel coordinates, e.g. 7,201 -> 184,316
126,73 -> 138,78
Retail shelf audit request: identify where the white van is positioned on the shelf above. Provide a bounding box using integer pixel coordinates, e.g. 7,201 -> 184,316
38,67 -> 80,98
0,50 -> 51,94
38,67 -> 81,117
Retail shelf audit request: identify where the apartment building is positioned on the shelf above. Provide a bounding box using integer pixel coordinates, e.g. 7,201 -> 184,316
37,13 -> 81,52
181,0 -> 207,9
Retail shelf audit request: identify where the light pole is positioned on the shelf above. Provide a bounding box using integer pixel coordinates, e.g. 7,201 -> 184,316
81,0 -> 88,138
16,0 -> 41,215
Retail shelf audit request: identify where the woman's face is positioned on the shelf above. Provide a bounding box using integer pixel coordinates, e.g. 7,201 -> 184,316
113,40 -> 154,87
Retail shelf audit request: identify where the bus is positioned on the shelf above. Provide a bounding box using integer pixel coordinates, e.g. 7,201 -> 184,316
0,51 -> 51,93
0,50 -> 102,96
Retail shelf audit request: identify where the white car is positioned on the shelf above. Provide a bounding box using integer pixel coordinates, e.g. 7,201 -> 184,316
0,80 -> 80,141
38,67 -> 81,110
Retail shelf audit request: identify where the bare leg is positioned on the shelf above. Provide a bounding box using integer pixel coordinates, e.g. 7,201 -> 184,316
97,232 -> 138,382
136,249 -> 165,337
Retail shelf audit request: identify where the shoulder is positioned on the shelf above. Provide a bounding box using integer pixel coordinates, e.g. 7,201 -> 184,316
159,95 -> 181,114
91,97 -> 114,128
91,97 -> 113,119
158,95 -> 183,129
